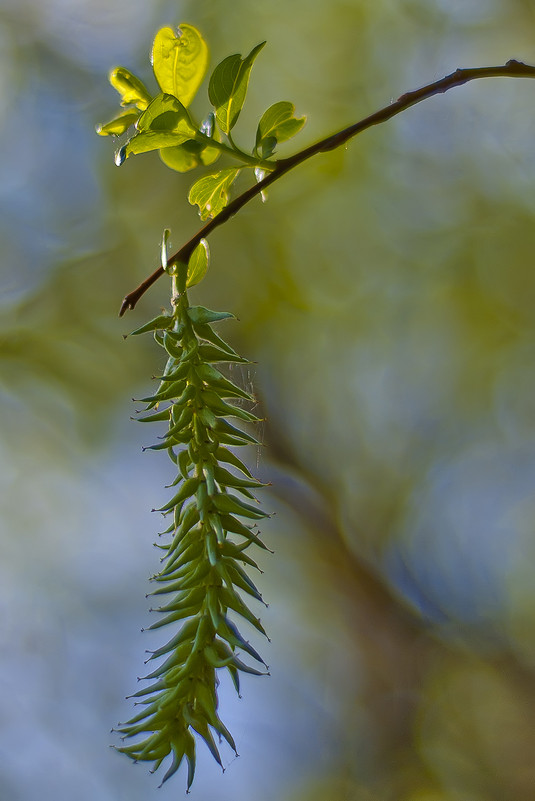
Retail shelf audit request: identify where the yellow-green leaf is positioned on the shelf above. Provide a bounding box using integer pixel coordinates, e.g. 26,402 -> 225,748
116,95 -> 199,163
152,25 -> 209,107
137,94 -> 197,138
109,66 -> 152,110
96,110 -> 139,137
118,131 -> 193,164
255,101 -> 306,157
208,42 -> 265,133
188,168 -> 241,220
159,142 -> 200,172
159,138 -> 221,173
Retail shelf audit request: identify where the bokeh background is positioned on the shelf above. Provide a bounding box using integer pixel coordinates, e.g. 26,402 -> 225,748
2,1 -> 535,799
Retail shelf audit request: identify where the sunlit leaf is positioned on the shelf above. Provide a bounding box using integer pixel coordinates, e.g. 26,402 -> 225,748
255,101 -> 306,158
137,94 -> 197,137
208,42 -> 265,133
188,168 -> 241,219
109,66 -> 152,110
96,110 -> 139,137
119,130 -> 193,163
116,95 -> 199,163
159,141 -> 201,172
160,140 -> 221,172
186,241 -> 209,288
160,115 -> 221,172
152,25 -> 208,107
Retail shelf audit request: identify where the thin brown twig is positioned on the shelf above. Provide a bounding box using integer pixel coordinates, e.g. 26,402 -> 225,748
119,59 -> 535,316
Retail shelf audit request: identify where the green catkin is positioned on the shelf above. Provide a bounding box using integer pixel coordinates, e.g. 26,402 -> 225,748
115,280 -> 269,790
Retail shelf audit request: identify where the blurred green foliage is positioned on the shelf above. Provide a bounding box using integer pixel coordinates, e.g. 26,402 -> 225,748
1,1 -> 535,799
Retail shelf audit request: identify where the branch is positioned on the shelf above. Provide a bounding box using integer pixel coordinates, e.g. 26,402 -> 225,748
119,59 -> 535,316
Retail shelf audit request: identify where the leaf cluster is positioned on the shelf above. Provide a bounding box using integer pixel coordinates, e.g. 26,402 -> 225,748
114,252 -> 270,790
97,23 -> 305,219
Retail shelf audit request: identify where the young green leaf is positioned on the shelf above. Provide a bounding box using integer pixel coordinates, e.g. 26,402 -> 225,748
137,94 -> 197,137
96,110 -> 140,137
159,138 -> 221,172
116,95 -> 200,163
118,131 -> 194,162
186,240 -> 209,288
163,111 -> 224,171
188,168 -> 241,220
109,66 -> 152,110
208,42 -> 265,133
255,101 -> 306,158
152,25 -> 208,107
